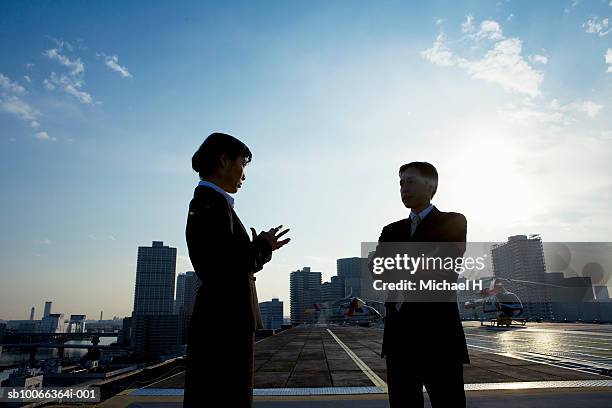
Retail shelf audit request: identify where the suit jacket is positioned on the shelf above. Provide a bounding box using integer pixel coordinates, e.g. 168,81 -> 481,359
375,205 -> 470,363
185,185 -> 272,332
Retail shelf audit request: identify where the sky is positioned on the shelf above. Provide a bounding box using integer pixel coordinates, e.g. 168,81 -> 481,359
1,0 -> 611,320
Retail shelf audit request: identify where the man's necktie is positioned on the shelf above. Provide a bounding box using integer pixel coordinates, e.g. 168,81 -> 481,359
410,213 -> 421,237
397,213 -> 422,311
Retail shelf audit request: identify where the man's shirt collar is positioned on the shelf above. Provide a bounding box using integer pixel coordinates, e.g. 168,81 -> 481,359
410,203 -> 433,221
198,180 -> 235,208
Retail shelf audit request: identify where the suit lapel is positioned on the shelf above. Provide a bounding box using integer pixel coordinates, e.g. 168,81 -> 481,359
410,206 -> 441,241
231,207 -> 249,238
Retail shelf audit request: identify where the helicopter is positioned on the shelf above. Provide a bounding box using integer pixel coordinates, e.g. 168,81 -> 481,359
464,278 -> 525,326
305,296 -> 383,326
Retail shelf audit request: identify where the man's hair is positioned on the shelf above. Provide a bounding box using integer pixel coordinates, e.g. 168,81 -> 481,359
192,132 -> 252,178
399,161 -> 438,198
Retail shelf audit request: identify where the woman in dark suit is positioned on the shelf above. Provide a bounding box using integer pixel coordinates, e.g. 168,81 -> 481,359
184,133 -> 290,407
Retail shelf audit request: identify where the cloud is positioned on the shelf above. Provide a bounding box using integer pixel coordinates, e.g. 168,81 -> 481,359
565,0 -> 582,14
423,19 -> 543,98
43,78 -> 55,90
23,75 -> 32,83
45,72 -> 93,104
507,13 -> 514,22
34,131 -> 56,142
583,17 -> 611,36
556,100 -> 603,118
421,18 -> 604,128
423,28 -> 543,98
500,99 -> 603,126
42,38 -> 96,104
461,14 -> 474,33
0,73 -> 26,94
473,20 -> 504,41
44,48 -> 85,76
63,83 -> 93,104
606,48 -> 612,72
0,73 -> 50,134
528,54 -> 548,64
46,36 -> 74,52
25,63 -> 34,70
97,53 -> 132,78
460,38 -> 542,97
0,95 -> 40,121
421,33 -> 454,67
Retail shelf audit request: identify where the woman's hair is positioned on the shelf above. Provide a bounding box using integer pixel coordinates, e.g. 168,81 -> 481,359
192,132 -> 252,178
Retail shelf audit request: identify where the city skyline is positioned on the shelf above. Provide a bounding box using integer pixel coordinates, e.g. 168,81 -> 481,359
2,1 -> 612,320
3,234 -> 611,322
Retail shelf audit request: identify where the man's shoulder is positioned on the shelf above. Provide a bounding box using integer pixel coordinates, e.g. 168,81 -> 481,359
381,218 -> 410,234
440,211 -> 467,225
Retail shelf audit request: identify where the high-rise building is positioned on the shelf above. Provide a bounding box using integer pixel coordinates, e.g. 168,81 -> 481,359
176,271 -> 201,344
175,274 -> 186,315
133,241 -> 177,314
40,313 -> 64,333
320,276 -> 344,303
43,301 -> 52,318
290,267 -> 322,325
492,235 -> 553,320
131,241 -> 179,360
29,307 -> 35,321
259,298 -> 284,330
67,315 -> 86,333
337,257 -> 363,298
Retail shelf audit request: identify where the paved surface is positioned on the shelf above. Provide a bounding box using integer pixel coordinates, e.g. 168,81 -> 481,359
462,322 -> 612,376
99,323 -> 612,406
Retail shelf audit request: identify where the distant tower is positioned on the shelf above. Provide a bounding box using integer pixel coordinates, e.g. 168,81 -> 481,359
29,307 -> 35,321
43,301 -> 52,318
131,241 -> 179,359
133,241 -> 177,314
337,257 -> 363,297
492,235 -> 553,320
100,311 -> 103,321
290,267 -> 322,325
176,271 -> 201,344
259,298 -> 284,330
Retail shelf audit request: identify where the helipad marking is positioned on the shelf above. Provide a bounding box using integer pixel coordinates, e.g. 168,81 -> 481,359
326,328 -> 388,391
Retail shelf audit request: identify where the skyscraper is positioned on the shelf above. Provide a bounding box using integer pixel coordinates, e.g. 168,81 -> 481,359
259,298 -> 284,330
43,301 -> 52,318
492,235 -> 553,320
320,276 -> 344,303
337,257 -> 363,298
133,241 -> 177,314
176,271 -> 201,344
131,241 -> 179,359
290,267 -> 322,325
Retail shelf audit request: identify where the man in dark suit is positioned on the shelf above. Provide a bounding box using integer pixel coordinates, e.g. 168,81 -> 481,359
184,133 -> 290,407
374,161 -> 469,407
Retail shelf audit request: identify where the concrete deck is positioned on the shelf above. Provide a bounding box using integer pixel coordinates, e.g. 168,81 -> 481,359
99,324 -> 612,406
